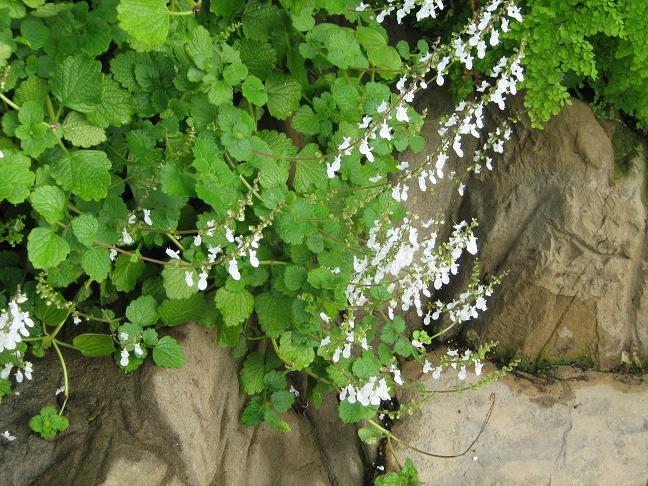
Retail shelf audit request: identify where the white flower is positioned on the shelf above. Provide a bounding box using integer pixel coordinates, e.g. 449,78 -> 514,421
412,339 -> 425,350
490,29 -> 500,46
355,2 -> 369,11
73,316 -> 82,325
134,343 -> 144,357
225,228 -> 235,243
197,271 -> 208,291
320,336 -> 331,347
119,331 -> 129,342
1,431 -> 15,442
474,360 -> 484,376
55,386 -> 65,395
143,209 -> 153,226
207,246 -> 222,263
248,249 -> 259,268
0,150 -> 4,158
109,248 -> 118,261
326,155 -> 341,178
396,76 -> 408,91
458,183 -> 465,196
447,349 -> 459,357
193,234 -> 202,247
466,234 -> 478,255
120,348 -> 129,367
358,116 -> 372,129
1,363 -> 12,380
227,258 -> 241,280
338,136 -> 352,154
507,5 -> 523,22
376,100 -> 389,113
289,384 -> 300,396
184,271 -> 195,287
342,342 -> 352,359
395,104 -> 409,122
458,365 -> 467,380
359,138 -> 374,162
501,17 -> 510,32
422,359 -> 433,374
121,228 -> 133,245
165,248 -> 180,260
332,347 -> 342,362
379,120 -> 392,140
23,361 -> 32,381
432,366 -> 442,379
0,293 -> 35,353
390,364 -> 404,385
127,213 -> 137,225
320,312 -> 330,323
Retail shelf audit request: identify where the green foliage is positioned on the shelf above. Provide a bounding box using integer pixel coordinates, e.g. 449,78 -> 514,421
0,0 -> 513,454
374,458 -> 421,486
29,405 -> 69,440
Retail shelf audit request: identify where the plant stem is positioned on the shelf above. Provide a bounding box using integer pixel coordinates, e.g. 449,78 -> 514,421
52,340 -> 69,415
0,91 -> 19,110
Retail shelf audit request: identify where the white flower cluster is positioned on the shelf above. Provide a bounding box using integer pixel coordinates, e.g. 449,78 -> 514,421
346,219 -> 480,320
339,376 -> 391,406
118,330 -> 145,368
356,0 -> 446,23
422,348 -> 485,381
1,358 -> 33,383
0,292 -> 34,353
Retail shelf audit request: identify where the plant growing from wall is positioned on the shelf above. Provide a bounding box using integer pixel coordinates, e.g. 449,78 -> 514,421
0,0 -> 525,479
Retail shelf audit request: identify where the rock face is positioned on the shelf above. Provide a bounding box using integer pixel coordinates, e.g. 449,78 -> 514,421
462,99 -> 647,369
391,361 -> 648,485
0,326 -> 365,486
407,90 -> 648,369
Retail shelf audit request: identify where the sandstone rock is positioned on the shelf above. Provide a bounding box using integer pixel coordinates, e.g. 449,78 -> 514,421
461,99 -> 647,369
405,89 -> 648,369
389,361 -> 648,485
0,325 -> 365,485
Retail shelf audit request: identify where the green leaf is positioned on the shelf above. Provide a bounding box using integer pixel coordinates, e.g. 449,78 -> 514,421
254,293 -> 292,338
265,73 -> 302,120
325,29 -> 366,70
240,351 -> 265,394
291,106 -> 319,135
338,400 -> 377,424
81,246 -> 111,282
30,185 -> 66,224
162,264 -> 198,300
279,331 -> 314,370
152,335 -> 186,368
49,56 -> 103,112
126,295 -> 159,327
111,254 -> 145,292
117,0 -> 170,50
358,425 -> 385,445
367,46 -> 402,71
29,405 -> 69,440
352,354 -> 381,380
53,150 -> 111,202
356,26 -> 388,51
263,370 -> 287,391
27,227 -> 70,270
86,76 -> 135,128
71,214 -> 99,247
294,145 -> 326,193
283,265 -> 307,291
242,75 -> 268,106
62,111 -> 106,148
158,294 -> 214,327
271,390 -> 295,413
73,333 -> 116,357
207,80 -> 233,106
215,286 -> 254,327
380,316 -> 406,344
14,101 -> 57,157
0,150 -> 34,204
241,396 -> 266,426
